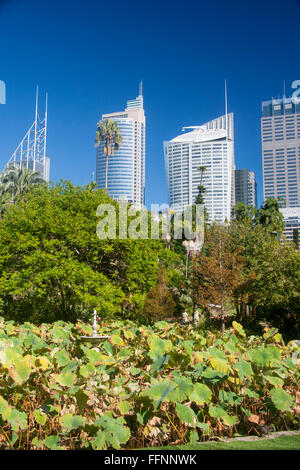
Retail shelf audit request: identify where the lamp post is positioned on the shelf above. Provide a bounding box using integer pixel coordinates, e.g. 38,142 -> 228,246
182,238 -> 203,279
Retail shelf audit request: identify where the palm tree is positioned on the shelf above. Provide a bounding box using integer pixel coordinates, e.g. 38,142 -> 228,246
0,166 -> 45,205
95,119 -> 122,191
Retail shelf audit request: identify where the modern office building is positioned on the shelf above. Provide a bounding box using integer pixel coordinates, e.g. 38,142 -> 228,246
96,87 -> 145,208
280,207 -> 300,245
261,96 -> 300,207
164,113 -> 235,222
235,169 -> 257,207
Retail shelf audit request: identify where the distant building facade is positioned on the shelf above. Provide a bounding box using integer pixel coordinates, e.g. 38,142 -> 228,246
235,169 -> 257,207
280,207 -> 300,245
96,88 -> 145,208
261,96 -> 300,207
164,113 -> 235,222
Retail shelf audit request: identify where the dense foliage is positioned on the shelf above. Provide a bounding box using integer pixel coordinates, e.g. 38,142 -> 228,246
0,318 -> 299,449
0,181 -> 177,324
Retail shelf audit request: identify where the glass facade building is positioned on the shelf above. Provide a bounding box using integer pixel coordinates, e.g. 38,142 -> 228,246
96,91 -> 145,208
235,169 -> 257,207
280,207 -> 300,245
164,113 -> 235,222
261,96 -> 300,207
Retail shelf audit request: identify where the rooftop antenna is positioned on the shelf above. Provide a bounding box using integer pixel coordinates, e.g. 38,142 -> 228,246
225,79 -> 228,140
139,80 -> 143,96
283,81 -> 286,100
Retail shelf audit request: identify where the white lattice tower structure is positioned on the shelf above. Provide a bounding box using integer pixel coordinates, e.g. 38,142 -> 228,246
4,87 -> 50,182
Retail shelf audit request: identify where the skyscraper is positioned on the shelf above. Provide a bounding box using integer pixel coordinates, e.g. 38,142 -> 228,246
261,96 -> 300,207
280,207 -> 300,245
235,169 -> 257,207
96,86 -> 145,208
164,113 -> 235,222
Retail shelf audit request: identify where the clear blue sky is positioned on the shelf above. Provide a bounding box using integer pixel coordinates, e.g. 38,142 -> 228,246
1,0 -> 300,208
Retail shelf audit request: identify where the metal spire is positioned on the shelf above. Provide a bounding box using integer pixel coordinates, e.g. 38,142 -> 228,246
3,88 -> 50,182
225,79 -> 228,140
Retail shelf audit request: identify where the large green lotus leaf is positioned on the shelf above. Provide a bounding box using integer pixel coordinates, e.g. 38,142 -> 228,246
265,375 -> 284,387
173,376 -> 193,402
147,334 -> 173,361
91,431 -> 106,450
197,422 -> 211,435
209,403 -> 228,419
50,327 -> 70,343
244,388 -> 259,399
251,347 -> 281,368
234,359 -> 253,380
23,333 -> 46,351
207,347 -> 227,360
94,415 -> 130,449
79,363 -> 95,378
45,436 -> 62,450
118,400 -> 131,415
9,357 -> 31,385
0,396 -> 9,413
270,388 -> 293,411
176,403 -> 197,427
222,414 -> 239,427
59,413 -> 85,432
34,409 -> 47,426
54,350 -> 71,367
189,383 -> 212,405
201,368 -> 227,384
142,382 -> 176,404
54,371 -> 76,388
151,354 -> 170,374
180,340 -> 195,357
0,396 -> 13,421
7,409 -> 28,431
219,390 -> 242,405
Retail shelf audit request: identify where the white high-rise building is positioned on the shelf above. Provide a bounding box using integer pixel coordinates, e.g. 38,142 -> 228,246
164,113 -> 235,222
261,96 -> 300,207
280,207 -> 300,244
96,86 -> 145,208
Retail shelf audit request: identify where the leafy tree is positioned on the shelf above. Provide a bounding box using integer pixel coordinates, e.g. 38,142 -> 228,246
191,223 -> 244,333
95,118 -> 122,191
232,202 -> 257,222
143,269 -> 176,322
255,198 -> 284,235
293,229 -> 299,250
194,165 -> 209,223
0,181 -> 171,323
230,217 -> 300,339
0,166 -> 45,205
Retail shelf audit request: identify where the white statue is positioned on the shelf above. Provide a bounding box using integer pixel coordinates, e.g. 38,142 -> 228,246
182,311 -> 189,324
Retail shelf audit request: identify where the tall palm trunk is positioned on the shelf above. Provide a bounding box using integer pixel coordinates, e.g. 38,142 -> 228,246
105,136 -> 111,192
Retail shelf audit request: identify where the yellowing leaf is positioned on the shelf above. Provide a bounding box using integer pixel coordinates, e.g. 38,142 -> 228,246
9,357 -> 32,385
36,356 -> 51,371
210,357 -> 230,373
110,335 -> 124,347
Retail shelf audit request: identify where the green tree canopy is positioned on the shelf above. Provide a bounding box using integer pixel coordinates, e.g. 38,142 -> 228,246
0,181 -> 173,323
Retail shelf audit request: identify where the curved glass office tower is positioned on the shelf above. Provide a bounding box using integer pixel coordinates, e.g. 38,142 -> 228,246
96,90 -> 145,208
164,114 -> 235,222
